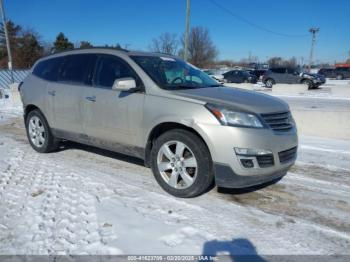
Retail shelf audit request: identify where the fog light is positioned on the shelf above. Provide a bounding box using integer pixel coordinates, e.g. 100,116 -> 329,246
240,159 -> 254,168
235,147 -> 272,156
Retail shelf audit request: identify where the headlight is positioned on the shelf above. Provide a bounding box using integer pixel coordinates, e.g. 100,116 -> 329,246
206,104 -> 264,128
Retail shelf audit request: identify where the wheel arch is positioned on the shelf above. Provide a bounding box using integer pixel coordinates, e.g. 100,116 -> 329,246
144,122 -> 211,167
24,104 -> 41,120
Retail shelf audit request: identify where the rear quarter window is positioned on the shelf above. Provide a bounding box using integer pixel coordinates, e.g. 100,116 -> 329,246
270,68 -> 286,74
58,54 -> 95,84
32,57 -> 64,81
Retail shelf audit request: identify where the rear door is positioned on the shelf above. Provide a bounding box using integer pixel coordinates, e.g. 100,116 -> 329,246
286,68 -> 301,84
47,54 -> 96,135
272,68 -> 287,83
82,54 -> 145,149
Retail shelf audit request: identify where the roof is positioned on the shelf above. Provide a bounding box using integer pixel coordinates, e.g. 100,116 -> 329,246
41,48 -> 176,61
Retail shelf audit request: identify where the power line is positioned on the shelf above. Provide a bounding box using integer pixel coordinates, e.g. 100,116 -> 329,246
184,0 -> 190,61
209,0 -> 309,38
308,28 -> 319,71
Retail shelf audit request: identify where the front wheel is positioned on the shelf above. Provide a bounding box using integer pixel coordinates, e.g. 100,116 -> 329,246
150,129 -> 214,198
25,109 -> 59,153
302,79 -> 313,89
265,79 -> 274,88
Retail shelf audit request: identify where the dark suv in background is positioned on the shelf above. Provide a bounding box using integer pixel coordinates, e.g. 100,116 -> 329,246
262,68 -> 325,89
334,67 -> 350,80
318,68 -> 335,78
223,70 -> 257,83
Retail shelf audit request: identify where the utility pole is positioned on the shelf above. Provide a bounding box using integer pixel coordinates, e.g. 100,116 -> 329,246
0,0 -> 14,83
184,0 -> 190,61
308,27 -> 319,72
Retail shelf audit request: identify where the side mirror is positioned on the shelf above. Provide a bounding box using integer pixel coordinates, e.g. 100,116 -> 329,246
112,77 -> 137,91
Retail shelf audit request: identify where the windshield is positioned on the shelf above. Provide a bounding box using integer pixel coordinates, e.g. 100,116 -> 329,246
130,55 -> 220,90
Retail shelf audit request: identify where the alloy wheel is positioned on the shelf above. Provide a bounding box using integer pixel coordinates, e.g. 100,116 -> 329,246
28,116 -> 46,148
157,141 -> 198,189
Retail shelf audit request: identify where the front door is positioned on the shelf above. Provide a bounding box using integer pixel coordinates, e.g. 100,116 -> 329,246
82,54 -> 145,152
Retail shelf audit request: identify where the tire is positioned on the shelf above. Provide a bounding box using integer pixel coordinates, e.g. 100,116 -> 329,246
336,74 -> 343,80
25,109 -> 59,153
302,79 -> 313,89
265,79 -> 274,88
150,129 -> 214,198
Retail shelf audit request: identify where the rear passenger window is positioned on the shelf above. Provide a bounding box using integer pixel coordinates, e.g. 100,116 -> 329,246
94,55 -> 140,89
58,54 -> 94,84
33,57 -> 64,81
271,68 -> 286,74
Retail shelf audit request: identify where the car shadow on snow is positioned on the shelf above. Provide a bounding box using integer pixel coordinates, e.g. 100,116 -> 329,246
216,177 -> 282,195
57,140 -> 145,167
202,238 -> 267,261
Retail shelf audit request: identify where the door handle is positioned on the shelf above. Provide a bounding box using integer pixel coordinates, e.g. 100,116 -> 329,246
85,95 -> 96,102
48,90 -> 56,96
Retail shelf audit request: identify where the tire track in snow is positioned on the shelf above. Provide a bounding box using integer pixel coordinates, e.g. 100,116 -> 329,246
0,141 -> 121,254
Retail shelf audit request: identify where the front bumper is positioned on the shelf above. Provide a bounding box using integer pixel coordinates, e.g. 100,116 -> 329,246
313,78 -> 326,85
196,123 -> 298,188
214,162 -> 290,188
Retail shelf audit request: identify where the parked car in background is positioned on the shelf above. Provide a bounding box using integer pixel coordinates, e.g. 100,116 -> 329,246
318,68 -> 335,78
247,69 -> 267,81
20,48 -> 297,198
262,68 -> 325,89
334,67 -> 350,80
203,69 -> 225,83
223,70 -> 257,84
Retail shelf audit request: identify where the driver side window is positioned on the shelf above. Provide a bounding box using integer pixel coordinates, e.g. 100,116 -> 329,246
93,55 -> 141,89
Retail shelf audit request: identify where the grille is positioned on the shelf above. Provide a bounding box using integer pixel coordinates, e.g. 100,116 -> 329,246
256,154 -> 274,168
279,147 -> 297,164
261,111 -> 293,132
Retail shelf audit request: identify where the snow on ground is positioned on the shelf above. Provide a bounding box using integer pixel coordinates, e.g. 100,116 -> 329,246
0,99 -> 349,256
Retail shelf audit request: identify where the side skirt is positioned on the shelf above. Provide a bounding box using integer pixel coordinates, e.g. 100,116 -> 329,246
52,128 -> 145,161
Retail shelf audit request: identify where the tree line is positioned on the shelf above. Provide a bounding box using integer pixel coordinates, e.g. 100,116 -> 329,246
1,20 -> 348,70
0,20 -> 219,69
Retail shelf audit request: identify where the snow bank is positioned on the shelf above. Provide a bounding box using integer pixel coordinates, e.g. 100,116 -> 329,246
8,83 -> 22,108
293,110 -> 350,140
325,79 -> 350,86
331,85 -> 350,96
272,84 -> 308,95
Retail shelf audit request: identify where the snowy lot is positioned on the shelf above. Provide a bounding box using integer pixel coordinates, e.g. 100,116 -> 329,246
0,93 -> 350,255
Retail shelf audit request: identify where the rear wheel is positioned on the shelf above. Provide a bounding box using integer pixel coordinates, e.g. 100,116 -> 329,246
336,74 -> 343,80
25,109 -> 59,153
265,79 -> 274,88
150,129 -> 214,198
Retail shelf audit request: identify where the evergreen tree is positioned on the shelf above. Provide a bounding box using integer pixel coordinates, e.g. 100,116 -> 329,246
53,32 -> 74,52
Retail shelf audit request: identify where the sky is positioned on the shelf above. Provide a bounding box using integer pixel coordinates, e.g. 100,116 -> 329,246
4,0 -> 350,63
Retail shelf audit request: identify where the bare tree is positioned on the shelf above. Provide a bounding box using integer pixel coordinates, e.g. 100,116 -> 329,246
268,57 -> 297,68
79,41 -> 93,49
149,32 -> 178,55
180,26 -> 218,68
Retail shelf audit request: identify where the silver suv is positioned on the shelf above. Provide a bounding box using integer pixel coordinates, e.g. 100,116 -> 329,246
20,48 -> 298,198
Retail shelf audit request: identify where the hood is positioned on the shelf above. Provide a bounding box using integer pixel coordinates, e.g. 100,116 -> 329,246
172,86 -> 289,114
302,72 -> 324,78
